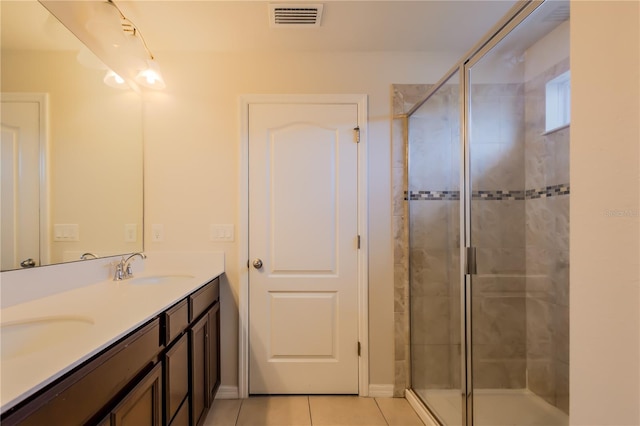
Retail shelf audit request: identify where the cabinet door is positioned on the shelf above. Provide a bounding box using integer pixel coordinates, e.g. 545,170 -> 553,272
190,314 -> 209,426
109,363 -> 162,426
207,303 -> 221,405
165,333 -> 189,425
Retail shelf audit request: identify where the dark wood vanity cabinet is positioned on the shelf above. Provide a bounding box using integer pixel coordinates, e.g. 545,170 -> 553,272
1,277 -> 221,426
207,302 -> 221,405
166,277 -> 221,426
164,333 -> 189,425
189,278 -> 221,426
1,318 -> 162,426
101,362 -> 164,426
190,313 -> 209,426
162,298 -> 190,426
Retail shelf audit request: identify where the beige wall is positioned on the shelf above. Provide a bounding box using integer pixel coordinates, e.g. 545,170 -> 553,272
570,1 -> 639,424
142,50 -> 459,390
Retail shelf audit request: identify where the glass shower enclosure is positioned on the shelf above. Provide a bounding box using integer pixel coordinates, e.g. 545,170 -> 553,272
406,1 -> 570,425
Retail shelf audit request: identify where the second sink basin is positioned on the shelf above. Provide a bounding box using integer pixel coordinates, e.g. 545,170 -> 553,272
128,275 -> 195,285
1,315 -> 95,359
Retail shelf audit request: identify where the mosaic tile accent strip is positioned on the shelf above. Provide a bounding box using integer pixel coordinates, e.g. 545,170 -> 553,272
525,184 -> 570,199
473,189 -> 525,200
407,190 -> 460,201
407,184 -> 570,201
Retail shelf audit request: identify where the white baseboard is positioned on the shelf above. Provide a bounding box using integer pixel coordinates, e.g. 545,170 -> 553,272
368,384 -> 394,398
405,389 -> 440,426
215,385 -> 239,399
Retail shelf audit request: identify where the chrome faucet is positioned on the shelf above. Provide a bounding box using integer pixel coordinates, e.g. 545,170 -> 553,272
113,252 -> 146,281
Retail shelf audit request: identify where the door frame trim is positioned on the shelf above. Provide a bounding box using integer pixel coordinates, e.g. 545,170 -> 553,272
238,94 -> 369,397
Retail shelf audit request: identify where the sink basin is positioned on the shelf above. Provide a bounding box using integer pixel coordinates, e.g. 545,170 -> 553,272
128,274 -> 194,285
1,315 -> 94,359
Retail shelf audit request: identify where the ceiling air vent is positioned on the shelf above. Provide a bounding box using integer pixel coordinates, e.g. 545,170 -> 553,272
269,4 -> 324,28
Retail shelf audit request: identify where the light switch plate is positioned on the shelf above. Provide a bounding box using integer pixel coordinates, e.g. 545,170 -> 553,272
151,224 -> 164,242
53,224 -> 80,241
124,224 -> 137,242
210,224 -> 234,242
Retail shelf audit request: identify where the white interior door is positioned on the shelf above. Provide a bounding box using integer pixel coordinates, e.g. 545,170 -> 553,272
1,98 -> 43,270
248,102 -> 360,394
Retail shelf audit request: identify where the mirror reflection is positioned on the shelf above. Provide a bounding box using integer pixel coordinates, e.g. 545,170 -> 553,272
1,1 -> 143,271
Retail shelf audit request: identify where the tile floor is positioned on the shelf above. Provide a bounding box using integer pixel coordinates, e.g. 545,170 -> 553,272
202,396 -> 425,426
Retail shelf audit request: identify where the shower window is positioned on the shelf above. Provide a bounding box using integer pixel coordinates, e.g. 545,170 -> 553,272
545,71 -> 571,132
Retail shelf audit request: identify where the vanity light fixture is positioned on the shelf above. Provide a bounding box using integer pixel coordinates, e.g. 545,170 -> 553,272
103,69 -> 129,89
98,0 -> 166,90
135,59 -> 166,90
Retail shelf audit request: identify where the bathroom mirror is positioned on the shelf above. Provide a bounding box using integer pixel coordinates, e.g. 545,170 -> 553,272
1,1 -> 143,271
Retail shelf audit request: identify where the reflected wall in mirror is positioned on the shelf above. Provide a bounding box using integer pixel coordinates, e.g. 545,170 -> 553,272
1,1 -> 143,271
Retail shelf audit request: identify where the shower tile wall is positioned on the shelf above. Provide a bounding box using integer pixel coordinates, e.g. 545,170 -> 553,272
524,57 -> 570,414
470,83 -> 528,389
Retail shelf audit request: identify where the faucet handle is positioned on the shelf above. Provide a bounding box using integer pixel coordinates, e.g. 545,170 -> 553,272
122,252 -> 146,279
113,258 -> 125,281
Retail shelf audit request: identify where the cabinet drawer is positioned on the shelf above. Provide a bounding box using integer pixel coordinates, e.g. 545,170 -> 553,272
189,277 -> 219,322
163,298 -> 189,345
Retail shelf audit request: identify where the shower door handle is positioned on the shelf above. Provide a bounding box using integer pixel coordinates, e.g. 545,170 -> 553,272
465,247 -> 477,275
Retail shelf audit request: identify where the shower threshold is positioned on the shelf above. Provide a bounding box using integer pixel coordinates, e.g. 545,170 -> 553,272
412,388 -> 568,426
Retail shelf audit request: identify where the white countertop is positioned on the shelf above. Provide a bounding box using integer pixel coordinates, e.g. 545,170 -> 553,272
0,251 -> 224,412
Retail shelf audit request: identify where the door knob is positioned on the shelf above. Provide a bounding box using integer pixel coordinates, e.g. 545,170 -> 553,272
20,258 -> 36,268
252,259 -> 263,269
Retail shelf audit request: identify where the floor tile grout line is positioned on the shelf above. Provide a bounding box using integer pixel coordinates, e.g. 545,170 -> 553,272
373,397 -> 391,426
307,395 -> 313,426
235,398 -> 244,426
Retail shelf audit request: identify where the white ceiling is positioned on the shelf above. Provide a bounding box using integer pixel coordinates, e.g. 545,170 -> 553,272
118,1 -> 519,54
3,1 -> 520,56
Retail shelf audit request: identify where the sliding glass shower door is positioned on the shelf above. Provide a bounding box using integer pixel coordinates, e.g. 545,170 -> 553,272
408,70 -> 462,426
466,1 -> 570,424
406,1 -> 570,425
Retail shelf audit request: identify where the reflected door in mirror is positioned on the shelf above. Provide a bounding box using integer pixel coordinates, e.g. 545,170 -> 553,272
1,96 -> 45,270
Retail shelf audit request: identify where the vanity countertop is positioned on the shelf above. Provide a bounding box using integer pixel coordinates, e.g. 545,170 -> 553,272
0,251 -> 224,413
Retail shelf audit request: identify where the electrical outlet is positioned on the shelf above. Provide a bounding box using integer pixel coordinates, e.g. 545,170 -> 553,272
124,224 -> 137,242
151,224 -> 164,242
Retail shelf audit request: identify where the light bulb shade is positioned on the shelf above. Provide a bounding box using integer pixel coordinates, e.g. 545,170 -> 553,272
104,70 -> 129,89
86,2 -> 127,50
135,60 -> 166,90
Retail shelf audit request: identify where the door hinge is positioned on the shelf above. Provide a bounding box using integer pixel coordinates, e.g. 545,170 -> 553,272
357,341 -> 361,356
357,235 -> 361,249
353,126 -> 360,143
